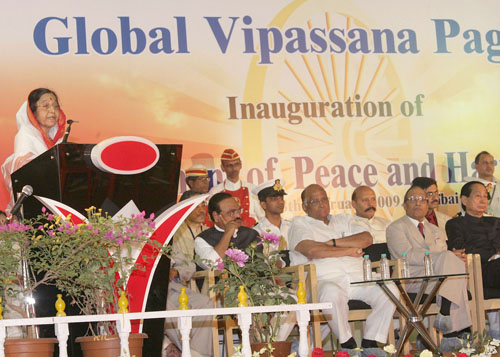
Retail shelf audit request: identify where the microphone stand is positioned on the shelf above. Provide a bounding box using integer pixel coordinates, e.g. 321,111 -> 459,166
62,120 -> 76,143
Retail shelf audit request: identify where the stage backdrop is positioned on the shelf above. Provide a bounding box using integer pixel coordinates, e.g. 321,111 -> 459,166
1,0 -> 499,219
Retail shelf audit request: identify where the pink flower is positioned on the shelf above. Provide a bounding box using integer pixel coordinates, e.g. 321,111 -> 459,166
225,248 -> 249,267
216,258 -> 224,271
312,348 -> 325,357
42,207 -> 46,213
259,232 -> 281,245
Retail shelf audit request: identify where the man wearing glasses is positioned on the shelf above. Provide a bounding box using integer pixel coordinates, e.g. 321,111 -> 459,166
288,184 -> 397,357
185,164 -> 210,194
195,192 -> 260,269
411,177 -> 451,240
386,186 -> 471,352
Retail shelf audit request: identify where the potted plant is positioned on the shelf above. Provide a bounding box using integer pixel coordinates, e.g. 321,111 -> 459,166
26,206 -> 171,357
209,232 -> 296,357
0,218 -> 60,356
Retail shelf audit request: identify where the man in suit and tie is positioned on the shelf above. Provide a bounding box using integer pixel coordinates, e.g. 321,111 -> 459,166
386,186 -> 471,352
411,177 -> 451,240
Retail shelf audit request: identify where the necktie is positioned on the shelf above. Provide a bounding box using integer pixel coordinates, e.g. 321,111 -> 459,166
418,222 -> 425,238
425,211 -> 438,226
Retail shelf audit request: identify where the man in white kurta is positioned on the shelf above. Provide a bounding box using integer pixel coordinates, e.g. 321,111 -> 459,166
288,184 -> 397,356
351,186 -> 390,244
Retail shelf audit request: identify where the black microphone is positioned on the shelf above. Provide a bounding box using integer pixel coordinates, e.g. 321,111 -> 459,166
10,185 -> 33,218
62,119 -> 79,143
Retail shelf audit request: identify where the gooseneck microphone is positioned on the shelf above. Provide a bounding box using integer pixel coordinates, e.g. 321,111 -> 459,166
62,119 -> 79,143
10,185 -> 33,219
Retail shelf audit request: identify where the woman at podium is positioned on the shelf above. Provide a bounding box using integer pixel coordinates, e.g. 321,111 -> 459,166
1,88 -> 67,211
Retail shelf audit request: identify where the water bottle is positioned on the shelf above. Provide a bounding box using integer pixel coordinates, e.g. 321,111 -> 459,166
401,252 -> 410,278
424,250 -> 433,276
380,253 -> 390,279
363,255 -> 372,281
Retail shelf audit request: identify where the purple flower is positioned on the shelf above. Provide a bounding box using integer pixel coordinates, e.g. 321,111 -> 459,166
216,258 -> 224,271
225,248 -> 249,267
260,232 -> 281,245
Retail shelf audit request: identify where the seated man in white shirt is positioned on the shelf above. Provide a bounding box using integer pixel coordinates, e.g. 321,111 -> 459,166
195,192 -> 261,269
195,191 -> 297,342
288,184 -> 397,357
351,186 -> 391,260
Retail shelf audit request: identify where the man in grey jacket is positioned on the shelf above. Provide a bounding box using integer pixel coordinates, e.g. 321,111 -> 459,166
386,185 -> 471,352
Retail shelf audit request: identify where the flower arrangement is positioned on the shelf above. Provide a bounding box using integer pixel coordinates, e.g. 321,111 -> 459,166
456,332 -> 500,357
0,207 -> 169,337
0,220 -> 36,323
210,232 -> 296,345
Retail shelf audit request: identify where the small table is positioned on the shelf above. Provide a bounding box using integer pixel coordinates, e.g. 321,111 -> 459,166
352,273 -> 468,355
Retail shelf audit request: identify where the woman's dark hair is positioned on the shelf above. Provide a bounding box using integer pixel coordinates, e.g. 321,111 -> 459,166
208,192 -> 233,221
28,88 -> 59,115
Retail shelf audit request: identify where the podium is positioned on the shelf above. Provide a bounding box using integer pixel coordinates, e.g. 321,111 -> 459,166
11,142 -> 182,357
11,143 -> 182,218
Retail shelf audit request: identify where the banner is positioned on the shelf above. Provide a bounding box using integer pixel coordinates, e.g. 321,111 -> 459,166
1,0 -> 499,219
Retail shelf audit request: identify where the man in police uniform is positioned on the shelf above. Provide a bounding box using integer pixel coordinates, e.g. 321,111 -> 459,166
185,164 -> 210,194
208,149 -> 263,227
253,179 -> 291,250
